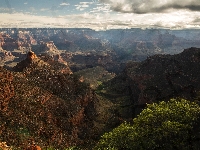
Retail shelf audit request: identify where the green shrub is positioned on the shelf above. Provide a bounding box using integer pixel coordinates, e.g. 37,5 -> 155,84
95,98 -> 200,150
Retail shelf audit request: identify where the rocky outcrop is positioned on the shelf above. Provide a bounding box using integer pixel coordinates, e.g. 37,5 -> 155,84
12,51 -> 47,72
12,51 -> 72,74
0,34 -> 19,51
41,41 -> 58,52
0,50 -> 15,66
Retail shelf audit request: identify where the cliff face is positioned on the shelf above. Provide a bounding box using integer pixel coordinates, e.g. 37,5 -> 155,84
97,47 -> 200,119
129,47 -> 200,105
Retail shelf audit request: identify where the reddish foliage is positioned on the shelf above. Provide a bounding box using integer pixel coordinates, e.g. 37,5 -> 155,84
0,68 -> 14,111
0,66 -> 100,149
25,145 -> 41,150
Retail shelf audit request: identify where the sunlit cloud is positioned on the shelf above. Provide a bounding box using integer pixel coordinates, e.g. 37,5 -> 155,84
75,1 -> 93,11
80,2 -> 94,5
0,9 -> 200,30
91,3 -> 111,13
60,3 -> 70,6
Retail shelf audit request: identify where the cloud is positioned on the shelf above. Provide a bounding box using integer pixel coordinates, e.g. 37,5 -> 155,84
80,2 -> 94,5
75,3 -> 90,11
60,3 -> 70,6
0,7 -> 200,30
74,2 -> 95,11
91,3 -> 111,13
99,0 -> 200,14
0,13 -> 73,28
40,8 -> 49,12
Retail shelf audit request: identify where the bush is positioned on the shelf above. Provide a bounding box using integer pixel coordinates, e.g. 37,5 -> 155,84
95,98 -> 200,150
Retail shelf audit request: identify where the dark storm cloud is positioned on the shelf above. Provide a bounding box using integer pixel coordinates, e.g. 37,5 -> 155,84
99,0 -> 200,14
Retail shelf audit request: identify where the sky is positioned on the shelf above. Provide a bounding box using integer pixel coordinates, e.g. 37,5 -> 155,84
0,0 -> 200,30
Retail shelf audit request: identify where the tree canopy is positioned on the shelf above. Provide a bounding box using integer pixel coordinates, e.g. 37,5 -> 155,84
95,99 -> 200,150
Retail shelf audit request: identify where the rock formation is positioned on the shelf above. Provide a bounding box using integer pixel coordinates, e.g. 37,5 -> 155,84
12,51 -> 46,72
12,50 -> 72,74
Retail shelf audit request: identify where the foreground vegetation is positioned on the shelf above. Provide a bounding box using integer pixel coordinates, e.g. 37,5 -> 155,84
95,98 -> 200,150
1,98 -> 200,149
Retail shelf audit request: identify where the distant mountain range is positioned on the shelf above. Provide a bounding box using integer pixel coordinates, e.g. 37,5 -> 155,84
1,28 -> 200,73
